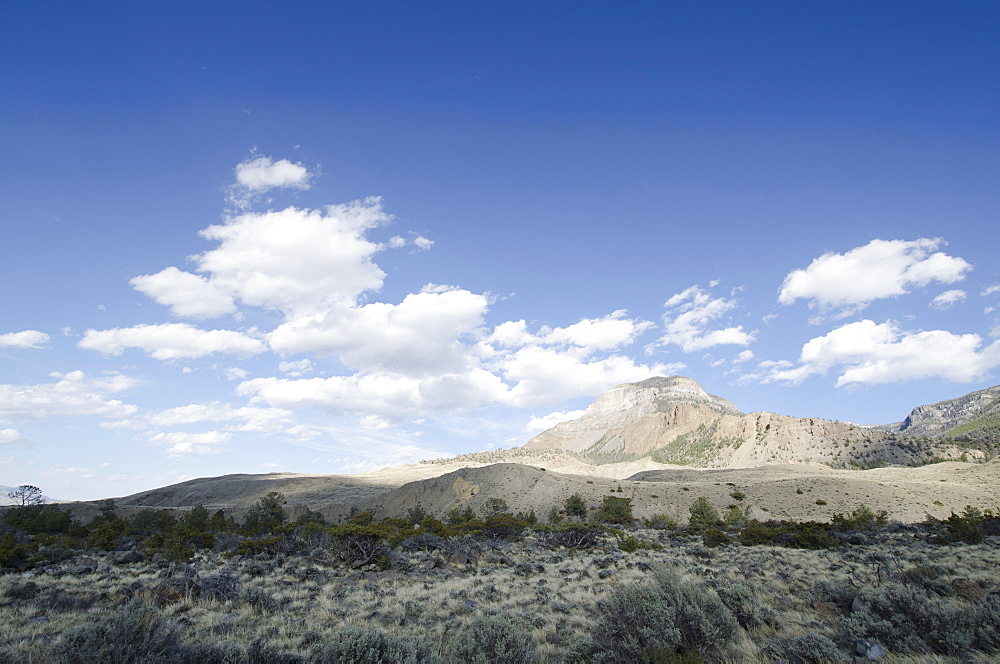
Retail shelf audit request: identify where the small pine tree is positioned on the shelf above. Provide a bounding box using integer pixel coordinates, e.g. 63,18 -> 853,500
688,497 -> 722,533
564,493 -> 587,520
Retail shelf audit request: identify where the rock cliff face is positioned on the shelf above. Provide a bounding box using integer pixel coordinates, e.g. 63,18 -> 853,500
524,376 -> 894,468
891,385 -> 1000,437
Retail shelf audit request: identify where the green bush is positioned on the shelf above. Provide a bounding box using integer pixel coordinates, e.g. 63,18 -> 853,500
481,514 -> 529,540
446,613 -> 535,664
831,504 -> 888,532
319,627 -> 437,663
585,567 -> 738,661
564,493 -> 587,519
687,497 -> 722,533
739,520 -> 835,550
328,523 -> 391,568
641,513 -> 678,530
594,495 -> 633,525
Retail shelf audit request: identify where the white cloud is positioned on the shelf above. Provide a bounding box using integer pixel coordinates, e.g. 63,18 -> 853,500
930,289 -> 967,310
388,236 -> 407,248
239,370 -> 511,423
526,409 -> 586,433
653,284 -> 755,353
0,330 -> 50,348
0,371 -> 137,423
130,200 -> 392,322
733,350 -> 755,363
234,156 -> 311,193
413,236 -> 434,251
779,238 -> 971,314
0,429 -> 24,445
130,267 -> 236,319
79,323 -> 265,360
499,345 -> 680,406
144,403 -> 292,430
224,367 -> 248,381
279,359 -> 313,376
148,430 -> 232,455
268,289 -> 489,376
200,201 -> 390,315
982,284 -> 1000,297
762,319 -> 1000,387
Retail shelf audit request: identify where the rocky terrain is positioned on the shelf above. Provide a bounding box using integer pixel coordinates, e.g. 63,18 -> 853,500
523,376 -> 997,468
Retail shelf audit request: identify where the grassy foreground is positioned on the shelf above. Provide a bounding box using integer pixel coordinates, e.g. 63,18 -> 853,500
2,498 -> 1000,662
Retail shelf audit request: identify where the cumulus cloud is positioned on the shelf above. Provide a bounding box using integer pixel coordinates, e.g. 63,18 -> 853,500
79,323 -> 265,360
130,267 -> 236,319
0,429 -> 25,445
499,345 -> 680,407
0,330 -> 50,348
239,370 -> 510,424
114,402 -> 293,431
982,284 -> 1000,297
413,236 -> 434,251
132,199 -> 391,323
268,289 -> 490,375
525,409 -> 586,433
278,359 -> 312,376
930,289 -> 967,310
762,319 -> 1000,387
148,430 -> 232,455
779,238 -> 971,315
0,371 -> 137,423
236,156 -> 311,191
652,284 -> 755,353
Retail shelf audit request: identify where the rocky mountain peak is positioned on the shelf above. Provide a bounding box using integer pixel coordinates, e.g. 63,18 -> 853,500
894,385 -> 1000,437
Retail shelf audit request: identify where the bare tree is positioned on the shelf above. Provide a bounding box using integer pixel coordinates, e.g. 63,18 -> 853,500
7,485 -> 44,511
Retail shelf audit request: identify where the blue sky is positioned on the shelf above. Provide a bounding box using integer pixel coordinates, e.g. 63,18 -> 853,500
2,2 -> 998,500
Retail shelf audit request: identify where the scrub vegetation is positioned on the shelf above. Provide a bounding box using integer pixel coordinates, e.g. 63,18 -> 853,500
2,485 -> 1000,662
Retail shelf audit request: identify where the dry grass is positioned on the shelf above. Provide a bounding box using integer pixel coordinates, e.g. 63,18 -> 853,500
2,525 -> 999,662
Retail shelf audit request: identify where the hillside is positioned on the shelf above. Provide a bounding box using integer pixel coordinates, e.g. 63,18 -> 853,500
56,376 -> 1000,524
523,375 -> 998,468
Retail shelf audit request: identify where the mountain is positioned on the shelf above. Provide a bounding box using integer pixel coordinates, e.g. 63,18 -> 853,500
523,376 -> 998,468
888,384 -> 1000,441
49,376 -> 1000,525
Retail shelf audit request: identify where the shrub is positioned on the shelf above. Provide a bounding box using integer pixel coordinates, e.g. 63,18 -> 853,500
715,580 -> 775,630
319,627 -> 437,663
641,514 -> 678,530
831,504 -> 888,532
739,520 -> 835,550
446,613 -> 535,664
843,582 -> 984,655
240,586 -> 281,612
775,632 -> 849,663
328,523 -> 391,568
481,514 -> 529,540
200,570 -> 242,602
613,529 -> 658,552
539,522 -> 604,549
585,567 -> 738,661
701,528 -> 731,548
480,498 -> 510,518
51,602 -> 183,662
